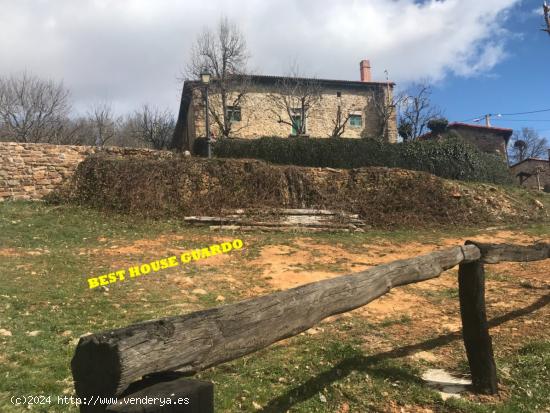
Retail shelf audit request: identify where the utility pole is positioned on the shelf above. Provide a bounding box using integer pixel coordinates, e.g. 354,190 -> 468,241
473,113 -> 501,127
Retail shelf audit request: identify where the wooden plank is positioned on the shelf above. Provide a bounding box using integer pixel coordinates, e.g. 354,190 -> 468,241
227,208 -> 350,216
185,217 -> 354,229
220,208 -> 360,218
466,241 -> 550,264
458,258 -> 498,394
71,245 -> 481,399
209,225 -> 352,233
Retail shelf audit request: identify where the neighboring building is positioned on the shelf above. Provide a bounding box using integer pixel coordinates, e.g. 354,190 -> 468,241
418,123 -> 513,159
510,154 -> 550,191
172,60 -> 397,152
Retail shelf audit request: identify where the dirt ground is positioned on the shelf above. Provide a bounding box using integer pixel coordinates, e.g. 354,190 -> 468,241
101,229 -> 549,391
4,231 -> 550,331
75,229 -> 548,336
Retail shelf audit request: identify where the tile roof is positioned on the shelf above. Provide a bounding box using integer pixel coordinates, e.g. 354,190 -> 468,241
510,157 -> 549,168
183,74 -> 394,91
417,122 -> 513,141
448,122 -> 513,136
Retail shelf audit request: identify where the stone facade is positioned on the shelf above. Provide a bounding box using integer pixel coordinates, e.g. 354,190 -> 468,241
419,123 -> 512,159
447,124 -> 511,158
510,158 -> 550,191
0,142 -> 172,201
193,84 -> 396,140
174,72 -> 398,152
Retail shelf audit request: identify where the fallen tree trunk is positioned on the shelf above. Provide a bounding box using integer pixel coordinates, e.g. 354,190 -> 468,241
71,245 -> 480,399
466,241 -> 550,264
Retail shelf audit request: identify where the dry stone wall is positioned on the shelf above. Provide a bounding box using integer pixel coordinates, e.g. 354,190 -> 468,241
0,142 -> 173,201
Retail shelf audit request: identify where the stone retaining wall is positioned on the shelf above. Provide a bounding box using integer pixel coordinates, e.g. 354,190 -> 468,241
0,142 -> 173,201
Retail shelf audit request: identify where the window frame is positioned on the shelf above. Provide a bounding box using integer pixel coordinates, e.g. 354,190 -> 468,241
290,108 -> 304,136
226,106 -> 242,123
349,113 -> 363,128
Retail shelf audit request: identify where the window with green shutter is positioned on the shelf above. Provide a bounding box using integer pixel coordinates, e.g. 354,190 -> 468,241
290,108 -> 303,136
226,106 -> 242,122
349,114 -> 362,128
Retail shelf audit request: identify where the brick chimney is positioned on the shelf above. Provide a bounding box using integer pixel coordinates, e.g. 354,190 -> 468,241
360,60 -> 371,82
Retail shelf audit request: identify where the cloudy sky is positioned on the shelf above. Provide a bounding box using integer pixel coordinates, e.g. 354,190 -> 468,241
1,0 -> 548,135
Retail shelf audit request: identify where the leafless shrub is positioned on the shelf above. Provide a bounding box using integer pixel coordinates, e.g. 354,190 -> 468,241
87,102 -> 119,147
129,105 -> 175,149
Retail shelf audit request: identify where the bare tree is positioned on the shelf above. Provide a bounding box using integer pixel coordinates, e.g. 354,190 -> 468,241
130,105 -> 175,149
369,88 -> 404,141
266,67 -> 322,136
55,117 -> 93,145
508,127 -> 548,163
329,95 -> 362,138
187,17 -> 252,138
87,102 -> 119,147
0,72 -> 71,143
330,105 -> 353,138
398,82 -> 442,141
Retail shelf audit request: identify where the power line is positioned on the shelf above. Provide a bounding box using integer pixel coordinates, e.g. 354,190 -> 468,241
492,119 -> 550,122
499,108 -> 550,116
462,108 -> 550,123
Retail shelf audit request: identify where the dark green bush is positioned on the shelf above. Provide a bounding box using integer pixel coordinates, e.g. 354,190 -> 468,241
213,136 -> 512,184
427,118 -> 449,134
193,137 -> 209,157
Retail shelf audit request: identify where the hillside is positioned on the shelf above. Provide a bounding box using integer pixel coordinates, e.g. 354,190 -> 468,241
53,156 -> 549,228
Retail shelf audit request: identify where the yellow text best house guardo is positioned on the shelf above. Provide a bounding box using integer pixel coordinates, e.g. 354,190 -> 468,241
86,239 -> 244,289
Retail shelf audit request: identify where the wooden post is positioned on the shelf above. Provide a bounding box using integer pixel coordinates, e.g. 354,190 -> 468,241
81,376 -> 214,413
458,244 -> 498,394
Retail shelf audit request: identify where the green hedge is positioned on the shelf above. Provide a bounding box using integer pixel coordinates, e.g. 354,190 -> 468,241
212,136 -> 513,184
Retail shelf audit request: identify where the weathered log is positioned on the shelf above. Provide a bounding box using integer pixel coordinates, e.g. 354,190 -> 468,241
103,377 -> 213,413
458,257 -> 498,394
71,245 -> 480,399
466,240 -> 550,264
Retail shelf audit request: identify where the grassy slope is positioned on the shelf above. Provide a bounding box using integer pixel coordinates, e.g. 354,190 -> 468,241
0,201 -> 548,412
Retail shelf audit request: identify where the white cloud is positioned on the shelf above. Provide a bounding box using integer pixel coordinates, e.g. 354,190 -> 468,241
0,0 -> 521,114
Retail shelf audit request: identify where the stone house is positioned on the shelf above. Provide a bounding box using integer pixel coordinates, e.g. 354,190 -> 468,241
509,153 -> 550,191
172,60 -> 397,152
418,123 -> 513,160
